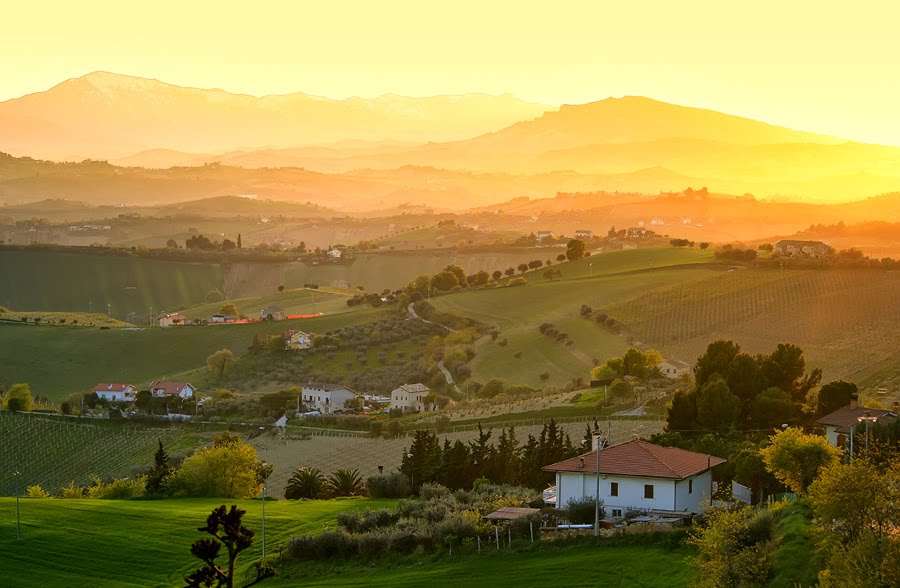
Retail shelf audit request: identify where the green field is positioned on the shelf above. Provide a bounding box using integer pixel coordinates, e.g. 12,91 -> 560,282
0,249 -> 222,315
0,307 -> 384,401
0,497 -> 693,588
0,412 -> 205,496
179,287 -> 350,320
430,249 -> 720,387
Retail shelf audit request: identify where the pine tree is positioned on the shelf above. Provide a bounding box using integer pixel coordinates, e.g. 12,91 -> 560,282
237,233 -> 242,249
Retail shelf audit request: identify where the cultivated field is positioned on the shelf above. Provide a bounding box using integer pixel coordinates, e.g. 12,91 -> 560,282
0,249 -> 222,315
222,262 -> 288,299
0,412 -> 206,496
0,307 -> 384,402
0,496 -> 691,587
606,267 -> 900,397
178,287 -> 350,320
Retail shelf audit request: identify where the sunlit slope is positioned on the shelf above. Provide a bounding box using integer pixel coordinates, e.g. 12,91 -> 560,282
605,267 -> 900,391
0,308 -> 382,402
429,249 -> 719,387
0,249 -> 222,314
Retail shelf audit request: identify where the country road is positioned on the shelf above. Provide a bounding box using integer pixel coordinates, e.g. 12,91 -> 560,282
409,303 -> 459,391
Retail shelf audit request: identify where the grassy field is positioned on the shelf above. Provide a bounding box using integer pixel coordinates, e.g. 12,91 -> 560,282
430,248 -> 720,387
0,310 -> 127,327
769,501 -> 822,588
179,287 -> 350,320
0,497 -> 692,588
0,307 -> 384,402
0,412 -> 206,496
0,497 -> 395,588
0,249 -> 222,315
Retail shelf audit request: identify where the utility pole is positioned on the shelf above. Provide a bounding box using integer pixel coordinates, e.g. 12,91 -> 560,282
14,469 -> 21,541
593,420 -> 601,537
261,464 -> 268,559
107,303 -> 111,319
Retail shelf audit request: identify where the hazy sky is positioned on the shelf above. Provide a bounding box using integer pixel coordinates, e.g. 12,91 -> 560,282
4,0 -> 899,144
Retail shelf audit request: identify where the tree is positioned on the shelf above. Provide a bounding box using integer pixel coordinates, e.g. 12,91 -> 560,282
693,340 -> 741,389
219,303 -> 239,317
6,383 -> 33,412
205,289 -> 226,303
491,270 -> 502,281
517,263 -> 529,274
556,254 -> 566,262
207,349 -> 235,380
760,428 -> 840,495
816,380 -> 857,417
237,233 -> 242,249
759,343 -> 820,406
565,239 -> 585,261
688,504 -> 776,588
326,468 -> 365,497
284,466 -> 325,500
751,387 -> 794,429
166,239 -> 178,248
146,439 -> 175,494
431,270 -> 459,292
169,432 -> 265,498
504,267 -> 515,277
135,389 -> 153,413
222,239 -> 236,251
696,376 -> 739,432
444,264 -> 466,285
184,504 -> 275,588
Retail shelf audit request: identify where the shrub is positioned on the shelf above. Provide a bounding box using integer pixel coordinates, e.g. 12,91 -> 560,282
366,473 -> 411,499
26,484 -> 51,498
326,468 -> 365,497
86,475 -> 146,499
565,496 -> 605,524
357,531 -> 391,558
508,277 -> 527,287
284,466 -> 325,500
388,529 -> 419,555
60,481 -> 85,499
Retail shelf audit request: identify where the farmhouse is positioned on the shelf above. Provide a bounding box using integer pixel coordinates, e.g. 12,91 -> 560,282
158,313 -> 186,328
211,314 -> 237,323
283,329 -> 313,350
574,229 -> 593,240
149,380 -> 196,399
330,279 -> 350,289
544,440 -> 726,516
774,240 -> 832,258
260,305 -> 285,321
536,230 -> 553,240
626,227 -> 652,239
389,383 -> 431,412
815,394 -> 898,448
657,359 -> 690,379
94,383 -> 136,403
327,248 -> 343,259
301,382 -> 356,414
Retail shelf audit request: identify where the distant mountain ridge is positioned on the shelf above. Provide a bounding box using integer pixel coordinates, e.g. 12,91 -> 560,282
0,72 -> 552,160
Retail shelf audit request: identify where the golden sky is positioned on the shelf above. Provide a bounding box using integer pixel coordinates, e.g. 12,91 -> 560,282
4,0 -> 899,145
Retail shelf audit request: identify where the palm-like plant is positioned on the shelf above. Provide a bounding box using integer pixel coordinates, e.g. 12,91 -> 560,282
284,466 -> 325,500
326,468 -> 365,497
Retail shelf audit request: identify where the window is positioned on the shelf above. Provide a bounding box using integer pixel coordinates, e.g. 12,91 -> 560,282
611,509 -> 622,517
610,482 -> 618,497
644,484 -> 654,499
688,479 -> 693,494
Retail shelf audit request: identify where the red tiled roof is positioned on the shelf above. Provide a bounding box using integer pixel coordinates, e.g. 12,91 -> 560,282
815,406 -> 897,430
149,380 -> 191,395
543,440 -> 726,480
94,383 -> 133,392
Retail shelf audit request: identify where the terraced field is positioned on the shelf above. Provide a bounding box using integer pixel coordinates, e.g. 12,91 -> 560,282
0,412 -> 207,496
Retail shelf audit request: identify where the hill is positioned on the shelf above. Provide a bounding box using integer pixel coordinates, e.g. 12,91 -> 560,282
0,497 -> 690,588
0,71 -> 551,160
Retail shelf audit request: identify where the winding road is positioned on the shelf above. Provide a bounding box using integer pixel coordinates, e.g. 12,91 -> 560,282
408,303 -> 459,391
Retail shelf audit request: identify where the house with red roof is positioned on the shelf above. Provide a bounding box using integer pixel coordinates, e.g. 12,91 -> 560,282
815,394 -> 897,448
149,380 -> 196,399
543,440 -> 726,516
94,383 -> 137,403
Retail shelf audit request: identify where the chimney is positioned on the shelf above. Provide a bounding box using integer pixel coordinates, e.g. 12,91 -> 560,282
849,393 -> 858,409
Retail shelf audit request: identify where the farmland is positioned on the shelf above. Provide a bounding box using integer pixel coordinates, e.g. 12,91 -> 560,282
0,307 -> 385,402
178,287 -> 350,320
0,249 -> 222,315
0,496 -> 692,588
222,262 -> 289,299
0,411 -> 207,496
606,267 -> 900,397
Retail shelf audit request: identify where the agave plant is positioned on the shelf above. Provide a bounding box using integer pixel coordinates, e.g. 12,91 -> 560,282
284,466 -> 325,500
326,468 -> 365,497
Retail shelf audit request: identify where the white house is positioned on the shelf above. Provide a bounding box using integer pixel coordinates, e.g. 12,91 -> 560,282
260,305 -> 285,321
158,313 -> 187,328
536,231 -> 553,241
389,383 -> 431,412
283,329 -> 313,350
543,440 -> 726,517
574,229 -> 594,240
773,240 -> 832,258
94,383 -> 137,403
657,359 -> 691,379
301,382 -> 357,414
149,380 -> 196,399
815,394 -> 897,448
327,249 -> 343,259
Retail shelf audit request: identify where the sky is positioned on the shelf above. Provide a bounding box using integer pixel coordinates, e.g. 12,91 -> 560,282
3,0 -> 900,145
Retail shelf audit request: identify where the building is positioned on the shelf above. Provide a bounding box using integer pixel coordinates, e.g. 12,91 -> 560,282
211,314 -> 237,323
536,231 -> 553,241
626,227 -> 652,239
260,305 -> 285,321
657,360 -> 691,379
158,313 -> 187,328
574,229 -> 593,240
149,380 -> 196,399
283,329 -> 313,350
389,383 -> 431,412
543,440 -> 726,516
327,249 -> 343,259
301,382 -> 357,414
773,240 -> 832,258
330,279 -> 350,289
94,383 -> 137,403
815,394 -> 897,448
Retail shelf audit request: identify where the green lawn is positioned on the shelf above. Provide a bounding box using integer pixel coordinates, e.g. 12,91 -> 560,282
0,307 -> 385,401
0,497 -> 394,588
431,249 -> 719,387
0,497 -> 693,588
769,501 -> 822,588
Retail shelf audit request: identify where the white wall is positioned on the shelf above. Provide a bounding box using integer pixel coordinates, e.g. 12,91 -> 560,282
674,471 -> 713,513
557,472 -> 684,513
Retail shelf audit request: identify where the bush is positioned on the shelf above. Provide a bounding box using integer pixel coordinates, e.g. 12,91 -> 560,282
565,496 -> 605,524
26,484 -> 50,498
60,481 -> 85,499
366,473 -> 411,499
508,277 -> 527,287
86,475 -> 146,499
357,531 -> 391,558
